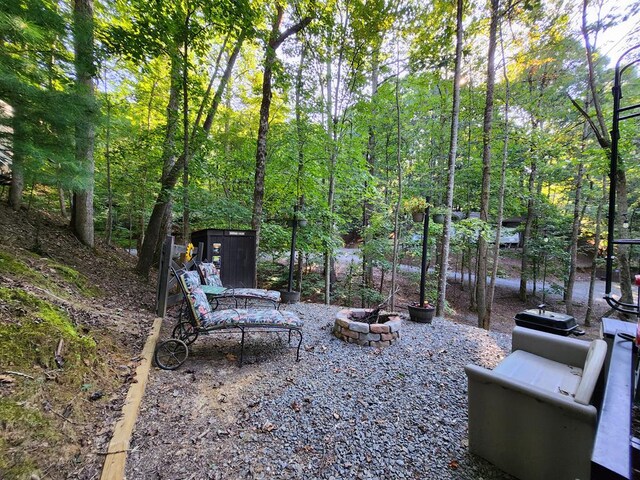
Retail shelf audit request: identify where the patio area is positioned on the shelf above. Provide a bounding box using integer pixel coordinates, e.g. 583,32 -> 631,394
126,303 -> 514,479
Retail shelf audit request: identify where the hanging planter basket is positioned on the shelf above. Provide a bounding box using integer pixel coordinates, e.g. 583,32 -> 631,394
412,211 -> 425,223
432,213 -> 445,224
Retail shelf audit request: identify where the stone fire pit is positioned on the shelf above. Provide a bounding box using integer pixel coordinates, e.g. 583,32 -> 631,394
333,308 -> 401,347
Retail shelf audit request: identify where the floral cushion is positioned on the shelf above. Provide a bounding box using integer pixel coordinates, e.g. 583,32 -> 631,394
182,270 -> 203,292
180,271 -> 299,329
201,309 -> 304,329
227,288 -> 281,302
198,262 -> 223,287
180,271 -> 213,325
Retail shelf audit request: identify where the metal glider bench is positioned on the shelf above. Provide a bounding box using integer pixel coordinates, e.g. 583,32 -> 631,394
154,270 -> 303,370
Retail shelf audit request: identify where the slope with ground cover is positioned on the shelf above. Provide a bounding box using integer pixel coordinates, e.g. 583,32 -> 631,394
0,204 -> 157,479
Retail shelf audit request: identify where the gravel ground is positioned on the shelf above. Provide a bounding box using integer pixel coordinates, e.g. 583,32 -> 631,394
126,303 -> 514,480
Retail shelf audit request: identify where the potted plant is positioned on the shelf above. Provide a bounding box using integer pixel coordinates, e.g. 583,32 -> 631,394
280,290 -> 301,304
403,197 -> 430,223
408,301 -> 435,323
432,207 -> 447,224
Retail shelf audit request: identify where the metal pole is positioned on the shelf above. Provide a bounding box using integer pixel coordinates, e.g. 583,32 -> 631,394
419,196 -> 431,307
542,254 -> 547,304
605,58 -> 622,296
287,204 -> 298,292
605,44 -> 640,295
542,235 -> 549,304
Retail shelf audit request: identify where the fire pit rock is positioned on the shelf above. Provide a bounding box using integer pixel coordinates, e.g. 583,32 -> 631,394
333,308 -> 401,347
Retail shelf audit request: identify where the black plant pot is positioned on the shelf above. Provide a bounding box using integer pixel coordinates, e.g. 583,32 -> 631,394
432,213 -> 444,224
412,212 -> 425,223
408,304 -> 435,324
280,290 -> 301,304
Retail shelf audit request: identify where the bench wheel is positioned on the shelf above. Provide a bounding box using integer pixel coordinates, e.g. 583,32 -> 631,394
154,339 -> 188,370
172,321 -> 199,345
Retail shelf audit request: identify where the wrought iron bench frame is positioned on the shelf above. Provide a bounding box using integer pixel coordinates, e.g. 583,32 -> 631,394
154,270 -> 303,370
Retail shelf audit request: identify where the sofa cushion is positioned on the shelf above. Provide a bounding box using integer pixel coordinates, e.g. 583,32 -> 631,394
574,339 -> 607,405
494,350 -> 583,399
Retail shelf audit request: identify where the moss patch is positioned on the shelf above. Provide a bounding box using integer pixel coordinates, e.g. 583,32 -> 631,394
0,247 -> 102,299
46,261 -> 102,298
0,399 -> 53,478
0,287 -> 108,477
0,250 -> 42,282
0,287 -> 96,371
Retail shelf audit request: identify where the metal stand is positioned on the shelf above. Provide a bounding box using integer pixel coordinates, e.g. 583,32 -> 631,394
604,45 -> 640,314
419,196 -> 431,307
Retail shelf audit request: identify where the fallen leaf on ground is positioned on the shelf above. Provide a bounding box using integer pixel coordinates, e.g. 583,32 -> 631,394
261,421 -> 276,432
0,375 -> 15,384
448,459 -> 459,470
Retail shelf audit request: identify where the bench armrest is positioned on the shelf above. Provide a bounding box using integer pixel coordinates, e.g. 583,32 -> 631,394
511,326 -> 590,367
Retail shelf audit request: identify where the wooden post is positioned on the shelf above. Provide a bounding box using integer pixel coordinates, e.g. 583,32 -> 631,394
155,235 -> 174,317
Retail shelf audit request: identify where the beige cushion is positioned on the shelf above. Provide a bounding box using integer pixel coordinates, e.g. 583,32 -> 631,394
574,339 -> 607,405
494,350 -> 583,398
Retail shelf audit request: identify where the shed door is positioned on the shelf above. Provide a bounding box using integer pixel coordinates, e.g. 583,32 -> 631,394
221,234 -> 256,288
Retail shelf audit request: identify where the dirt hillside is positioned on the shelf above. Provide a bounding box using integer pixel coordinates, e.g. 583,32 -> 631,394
0,203 -> 157,479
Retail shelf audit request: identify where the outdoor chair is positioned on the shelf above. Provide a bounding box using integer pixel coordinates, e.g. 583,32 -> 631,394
154,270 -> 303,370
465,326 -> 607,480
195,262 -> 281,309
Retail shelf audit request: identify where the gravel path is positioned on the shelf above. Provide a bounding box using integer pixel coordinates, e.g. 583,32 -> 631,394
126,303 -> 514,479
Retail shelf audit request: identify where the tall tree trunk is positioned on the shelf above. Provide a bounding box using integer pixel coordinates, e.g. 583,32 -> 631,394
136,52 -> 181,276
182,25 -> 190,244
519,157 -> 537,301
565,162 -> 584,316
585,178 -> 607,326
476,0 -> 499,330
390,42 -> 402,312
436,0 -> 464,317
295,46 -> 307,293
136,34 -> 245,277
324,47 -> 335,305
202,32 -> 245,132
72,0 -> 96,248
251,7 -> 311,283
363,49 -> 379,293
519,73 -> 541,301
325,135 -> 338,304
251,10 -> 281,255
104,74 -> 113,245
9,108 -> 25,210
615,173 -> 633,303
487,22 -> 510,318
